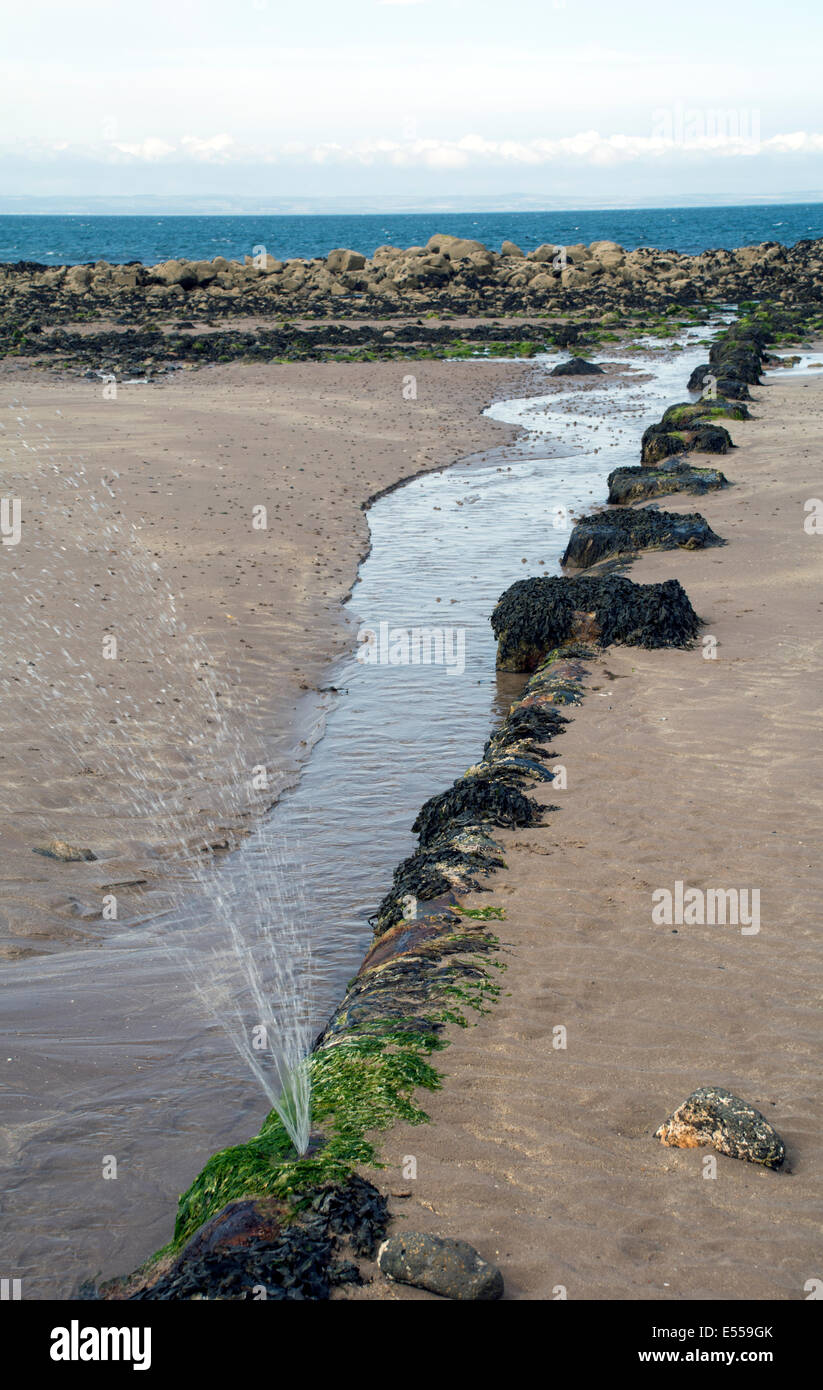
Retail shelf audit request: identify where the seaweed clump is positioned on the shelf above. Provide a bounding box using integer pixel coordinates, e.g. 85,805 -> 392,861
129,1177 -> 388,1301
492,574 -> 701,671
561,506 -> 724,569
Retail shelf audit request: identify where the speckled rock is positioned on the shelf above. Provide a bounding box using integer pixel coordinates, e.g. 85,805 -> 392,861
377,1232 -> 504,1300
32,840 -> 97,862
655,1087 -> 785,1168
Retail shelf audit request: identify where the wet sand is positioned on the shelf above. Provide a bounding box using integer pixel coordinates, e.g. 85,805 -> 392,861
353,366 -> 823,1300
0,357 -> 535,958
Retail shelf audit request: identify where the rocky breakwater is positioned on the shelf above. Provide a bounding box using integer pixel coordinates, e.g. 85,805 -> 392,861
5,235 -> 823,339
92,302 -> 801,1300
605,301 -> 820,506
96,562 -> 706,1299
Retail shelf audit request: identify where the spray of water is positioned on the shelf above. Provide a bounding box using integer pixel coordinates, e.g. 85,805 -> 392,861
0,401 -> 314,1153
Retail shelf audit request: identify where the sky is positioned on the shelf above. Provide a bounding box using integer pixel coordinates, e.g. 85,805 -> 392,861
3,0 -> 823,209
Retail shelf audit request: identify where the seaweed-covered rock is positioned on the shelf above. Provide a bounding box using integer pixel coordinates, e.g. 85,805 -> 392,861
492,574 -> 701,671
708,345 -> 762,384
321,916 -> 500,1041
640,420 -> 733,465
549,356 -> 604,377
517,654 -> 591,705
373,824 -> 507,935
483,702 -> 568,760
116,1176 -> 389,1301
561,506 -> 724,569
377,1232 -> 504,1300
655,1087 -> 785,1169
661,399 -> 750,428
412,775 -> 545,846
686,363 -> 751,399
607,458 -> 731,505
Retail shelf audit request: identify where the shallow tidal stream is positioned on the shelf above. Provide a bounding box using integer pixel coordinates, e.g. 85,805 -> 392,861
0,332 -> 717,1296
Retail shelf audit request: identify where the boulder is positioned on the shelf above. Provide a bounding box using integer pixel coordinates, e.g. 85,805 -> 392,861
151,259 -> 198,289
377,1233 -> 503,1301
607,459 -> 731,505
492,574 -> 701,671
527,243 -> 561,263
561,507 -> 724,569
33,840 -> 97,863
425,233 -> 487,260
656,1087 -> 785,1169
560,266 -> 592,289
500,240 -> 524,258
641,421 -> 733,465
65,265 -> 93,292
325,248 -> 367,273
550,356 -> 604,377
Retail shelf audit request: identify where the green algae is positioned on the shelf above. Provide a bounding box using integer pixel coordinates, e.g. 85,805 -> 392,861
169,929 -> 505,1252
454,904 -> 507,920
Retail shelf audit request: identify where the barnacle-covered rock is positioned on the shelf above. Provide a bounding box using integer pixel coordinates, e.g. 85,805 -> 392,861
655,1086 -> 785,1169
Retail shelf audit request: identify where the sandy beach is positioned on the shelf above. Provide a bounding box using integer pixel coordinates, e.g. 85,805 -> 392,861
351,364 -> 823,1300
1,327 -> 820,1304
0,356 -> 533,958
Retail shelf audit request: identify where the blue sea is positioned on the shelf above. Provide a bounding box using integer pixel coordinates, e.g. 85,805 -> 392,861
1,203 -> 822,267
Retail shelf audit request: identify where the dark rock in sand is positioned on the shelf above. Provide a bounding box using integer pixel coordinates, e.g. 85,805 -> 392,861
687,363 -> 751,400
33,840 -> 97,862
655,1087 -> 785,1169
549,356 -> 604,377
561,506 -> 724,569
491,574 -> 701,671
708,344 -> 763,385
640,420 -> 733,465
377,1232 -> 504,1300
607,458 -> 731,505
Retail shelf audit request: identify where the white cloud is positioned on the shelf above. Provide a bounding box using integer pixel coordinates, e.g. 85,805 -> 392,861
10,129 -> 823,171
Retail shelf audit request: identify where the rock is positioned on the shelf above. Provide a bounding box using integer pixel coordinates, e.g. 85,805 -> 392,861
325,248 -> 366,273
655,1087 -> 785,1169
425,233 -> 487,260
561,506 -> 724,569
607,459 -> 731,505
560,266 -> 592,289
412,774 -> 544,847
687,364 -> 751,400
661,399 -> 750,428
492,574 -> 701,671
33,840 -> 97,862
377,1232 -> 503,1300
65,265 -> 93,292
151,259 -> 199,290
527,243 -> 561,263
501,240 -> 524,258
590,240 -> 626,270
640,421 -> 733,465
550,356 -> 604,377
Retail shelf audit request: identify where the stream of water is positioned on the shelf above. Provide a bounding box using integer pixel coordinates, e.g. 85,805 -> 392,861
0,331 -> 718,1295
